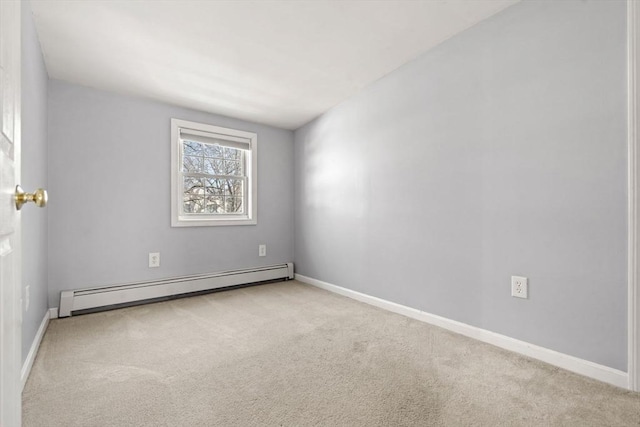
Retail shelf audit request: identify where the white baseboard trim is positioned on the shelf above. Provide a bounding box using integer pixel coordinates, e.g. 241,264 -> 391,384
49,307 -> 59,319
21,310 -> 50,391
295,274 -> 630,390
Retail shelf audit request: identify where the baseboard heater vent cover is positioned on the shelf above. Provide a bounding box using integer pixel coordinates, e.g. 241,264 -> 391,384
58,263 -> 294,317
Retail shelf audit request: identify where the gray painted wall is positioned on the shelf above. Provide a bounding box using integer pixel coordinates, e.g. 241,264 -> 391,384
294,0 -> 627,370
21,0 -> 49,364
48,80 -> 294,307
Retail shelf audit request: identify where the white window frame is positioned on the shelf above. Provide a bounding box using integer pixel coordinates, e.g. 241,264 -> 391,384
171,118 -> 257,227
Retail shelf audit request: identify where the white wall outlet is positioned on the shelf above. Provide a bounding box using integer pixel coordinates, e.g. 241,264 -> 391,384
258,244 -> 266,257
25,285 -> 30,311
149,252 -> 160,268
511,276 -> 528,299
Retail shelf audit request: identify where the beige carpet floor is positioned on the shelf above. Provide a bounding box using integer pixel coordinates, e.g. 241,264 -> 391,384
23,280 -> 639,426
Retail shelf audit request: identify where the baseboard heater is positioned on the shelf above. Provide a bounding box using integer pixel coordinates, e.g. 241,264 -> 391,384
58,263 -> 294,317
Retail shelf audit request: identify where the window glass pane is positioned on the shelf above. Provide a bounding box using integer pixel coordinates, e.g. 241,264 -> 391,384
205,178 -> 225,195
225,197 -> 243,213
205,196 -> 224,213
184,177 -> 204,195
224,160 -> 242,176
224,147 -> 242,160
183,156 -> 203,173
183,195 -> 204,213
204,158 -> 224,175
204,144 -> 223,158
183,199 -> 196,213
183,141 -> 203,156
224,178 -> 243,196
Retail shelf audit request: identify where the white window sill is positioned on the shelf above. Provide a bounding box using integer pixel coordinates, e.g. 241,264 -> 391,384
172,216 -> 257,227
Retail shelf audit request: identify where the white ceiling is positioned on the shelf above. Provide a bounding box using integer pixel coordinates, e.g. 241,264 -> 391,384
30,0 -> 517,130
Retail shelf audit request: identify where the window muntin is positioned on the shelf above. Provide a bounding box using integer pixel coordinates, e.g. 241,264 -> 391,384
171,119 -> 257,227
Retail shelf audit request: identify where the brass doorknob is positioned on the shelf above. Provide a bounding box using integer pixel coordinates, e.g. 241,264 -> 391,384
15,185 -> 47,210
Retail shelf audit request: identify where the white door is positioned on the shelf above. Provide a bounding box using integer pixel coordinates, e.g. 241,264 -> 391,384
0,0 -> 22,425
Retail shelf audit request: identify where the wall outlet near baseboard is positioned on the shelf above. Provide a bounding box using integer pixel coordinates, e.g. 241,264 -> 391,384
259,244 -> 266,257
511,276 -> 528,299
149,252 -> 160,268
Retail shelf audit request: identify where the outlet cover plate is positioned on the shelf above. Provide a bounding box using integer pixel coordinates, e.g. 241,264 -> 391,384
258,244 -> 266,257
511,276 -> 528,299
149,252 -> 160,268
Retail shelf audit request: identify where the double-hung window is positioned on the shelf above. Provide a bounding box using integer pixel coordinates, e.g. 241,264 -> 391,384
171,119 -> 257,226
